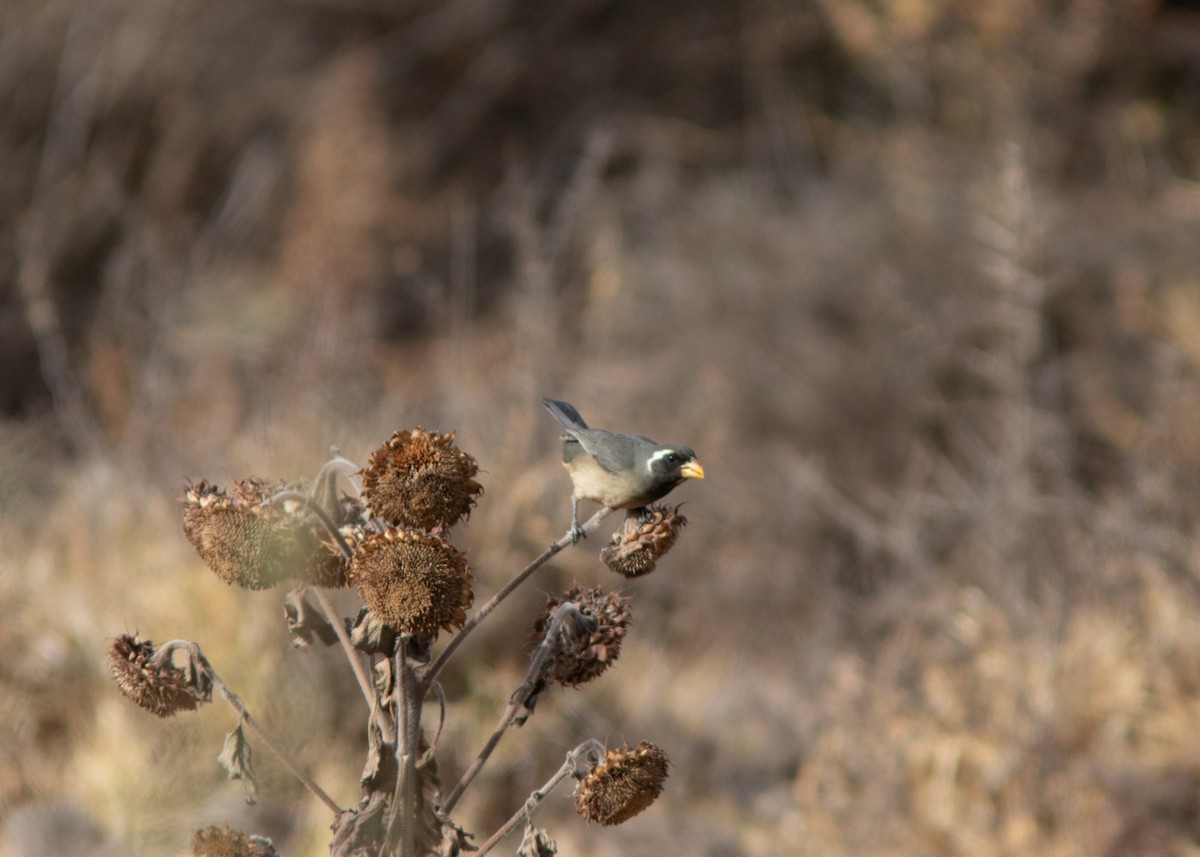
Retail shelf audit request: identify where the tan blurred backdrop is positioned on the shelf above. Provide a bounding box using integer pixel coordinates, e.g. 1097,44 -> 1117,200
4,0 -> 1200,854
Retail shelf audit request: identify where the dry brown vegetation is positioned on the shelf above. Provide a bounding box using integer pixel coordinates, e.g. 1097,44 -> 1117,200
5,0 -> 1200,854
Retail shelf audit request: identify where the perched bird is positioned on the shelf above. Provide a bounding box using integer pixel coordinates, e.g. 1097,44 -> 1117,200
543,398 -> 705,541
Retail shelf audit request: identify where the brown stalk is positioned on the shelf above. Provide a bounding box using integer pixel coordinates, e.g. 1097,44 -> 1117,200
271,490 -> 396,747
441,602 -> 586,814
474,740 -> 605,857
421,506 -> 614,691
158,640 -> 343,817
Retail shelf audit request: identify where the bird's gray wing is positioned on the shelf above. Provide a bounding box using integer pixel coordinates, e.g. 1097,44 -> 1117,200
570,428 -> 640,474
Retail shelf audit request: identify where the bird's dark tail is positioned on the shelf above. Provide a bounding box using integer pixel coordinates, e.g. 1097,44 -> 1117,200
542,398 -> 589,430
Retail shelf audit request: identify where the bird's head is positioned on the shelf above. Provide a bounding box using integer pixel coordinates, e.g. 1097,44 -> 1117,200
646,446 -> 705,484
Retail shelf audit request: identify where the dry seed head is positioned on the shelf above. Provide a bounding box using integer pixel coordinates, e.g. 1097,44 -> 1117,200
305,508 -> 368,590
107,634 -> 202,718
575,741 -> 669,825
532,586 -> 631,687
192,825 -> 279,857
360,428 -> 482,530
350,528 -> 473,638
304,493 -> 371,588
228,477 -> 280,507
306,540 -> 350,589
600,504 -> 688,578
182,479 -> 345,589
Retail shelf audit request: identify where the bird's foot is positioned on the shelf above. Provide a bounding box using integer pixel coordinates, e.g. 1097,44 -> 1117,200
569,523 -> 587,545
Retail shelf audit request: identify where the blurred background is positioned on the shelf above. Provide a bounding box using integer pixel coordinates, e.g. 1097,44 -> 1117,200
4,0 -> 1200,854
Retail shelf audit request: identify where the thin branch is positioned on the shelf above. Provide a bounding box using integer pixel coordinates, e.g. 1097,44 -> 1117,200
16,219 -> 105,459
444,701 -> 522,817
441,603 -> 585,814
160,641 -> 343,816
425,679 -> 447,757
320,452 -> 363,482
422,507 -> 614,690
475,740 -> 605,857
310,587 -> 395,746
314,454 -> 364,499
269,490 -> 355,560
266,489 -> 395,745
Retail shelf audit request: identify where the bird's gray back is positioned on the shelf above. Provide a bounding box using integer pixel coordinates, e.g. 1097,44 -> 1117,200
563,428 -> 657,474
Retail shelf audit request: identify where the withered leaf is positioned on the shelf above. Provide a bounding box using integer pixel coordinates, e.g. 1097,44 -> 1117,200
284,588 -> 338,648
218,723 -> 259,804
349,608 -> 397,655
517,825 -> 556,857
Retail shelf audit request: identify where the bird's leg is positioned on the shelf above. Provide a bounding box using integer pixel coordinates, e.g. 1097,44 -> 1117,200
569,497 -> 586,544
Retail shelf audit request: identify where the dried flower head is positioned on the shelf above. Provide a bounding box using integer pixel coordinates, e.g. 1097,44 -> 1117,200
309,494 -> 373,588
350,528 -> 473,638
600,504 -> 687,578
192,825 -> 279,857
181,479 -> 345,589
532,586 -> 631,687
360,428 -> 482,530
575,741 -> 669,825
107,634 -> 203,718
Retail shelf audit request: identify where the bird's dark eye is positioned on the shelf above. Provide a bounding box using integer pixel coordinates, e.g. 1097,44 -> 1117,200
665,453 -> 680,464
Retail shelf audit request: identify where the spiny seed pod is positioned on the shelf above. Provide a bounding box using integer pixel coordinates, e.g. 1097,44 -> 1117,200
532,586 -> 631,687
107,635 -> 202,718
575,741 -> 669,826
350,528 -> 473,638
192,825 -> 279,857
360,428 -> 482,530
600,504 -> 687,578
181,479 -> 344,589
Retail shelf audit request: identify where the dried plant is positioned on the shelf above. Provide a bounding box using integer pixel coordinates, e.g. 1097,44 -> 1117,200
574,741 -> 670,826
600,505 -> 688,578
192,825 -> 281,857
109,425 -> 687,856
360,429 -> 483,532
531,586 -> 632,688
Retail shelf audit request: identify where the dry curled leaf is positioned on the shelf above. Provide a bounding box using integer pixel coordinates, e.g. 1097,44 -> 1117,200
218,724 -> 259,805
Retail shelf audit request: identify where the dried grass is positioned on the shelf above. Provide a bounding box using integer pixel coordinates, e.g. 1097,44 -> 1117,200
4,0 -> 1200,854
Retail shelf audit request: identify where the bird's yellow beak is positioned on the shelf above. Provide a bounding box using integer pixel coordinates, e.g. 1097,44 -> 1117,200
680,461 -> 705,480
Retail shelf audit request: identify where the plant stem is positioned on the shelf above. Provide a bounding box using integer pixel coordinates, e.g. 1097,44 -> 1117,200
310,587 -> 395,746
421,507 -> 614,691
425,679 -> 447,756
266,491 -> 394,745
165,641 -> 344,816
386,648 -> 420,854
474,740 -> 604,857
314,454 -> 363,496
441,603 -> 584,814
443,698 -> 523,817
269,490 -> 355,560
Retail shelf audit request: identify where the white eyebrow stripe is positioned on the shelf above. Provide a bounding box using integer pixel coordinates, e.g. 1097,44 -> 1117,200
646,448 -> 676,470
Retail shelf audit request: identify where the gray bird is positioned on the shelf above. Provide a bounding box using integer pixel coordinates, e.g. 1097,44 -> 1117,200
543,398 -> 705,542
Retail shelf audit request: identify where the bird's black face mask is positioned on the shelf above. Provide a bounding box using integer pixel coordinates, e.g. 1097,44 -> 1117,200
648,447 -> 698,481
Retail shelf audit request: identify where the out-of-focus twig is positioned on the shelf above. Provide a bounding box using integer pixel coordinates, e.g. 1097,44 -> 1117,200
16,218 -> 105,460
